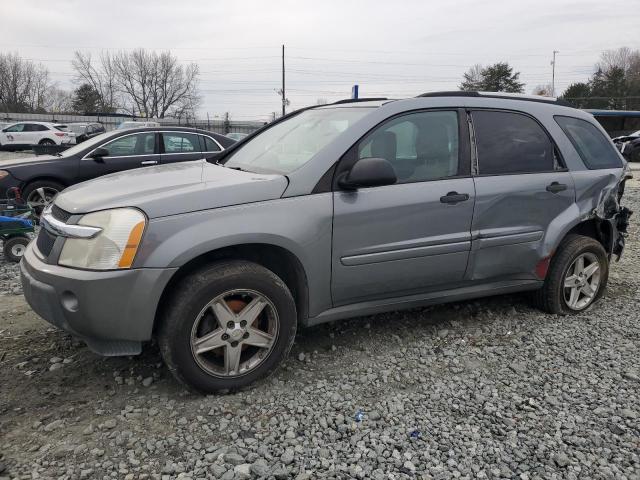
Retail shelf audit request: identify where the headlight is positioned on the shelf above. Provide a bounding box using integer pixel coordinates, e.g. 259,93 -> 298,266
59,208 -> 146,270
0,170 -> 9,180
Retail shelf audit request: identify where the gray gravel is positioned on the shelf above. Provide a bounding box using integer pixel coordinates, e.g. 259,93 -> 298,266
0,181 -> 639,480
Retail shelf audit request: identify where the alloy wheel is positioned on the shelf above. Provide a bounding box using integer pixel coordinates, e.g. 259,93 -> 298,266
563,252 -> 601,310
190,289 -> 279,377
27,187 -> 59,215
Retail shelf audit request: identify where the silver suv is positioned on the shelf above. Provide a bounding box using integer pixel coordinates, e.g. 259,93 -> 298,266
20,92 -> 632,393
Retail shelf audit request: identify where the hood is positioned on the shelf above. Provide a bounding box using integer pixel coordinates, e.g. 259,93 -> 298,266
54,160 -> 289,219
0,155 -> 64,170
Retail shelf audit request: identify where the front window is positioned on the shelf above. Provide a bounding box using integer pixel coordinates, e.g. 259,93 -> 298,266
223,107 -> 371,174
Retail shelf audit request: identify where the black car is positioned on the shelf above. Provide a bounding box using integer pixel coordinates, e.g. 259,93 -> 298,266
67,122 -> 107,143
0,127 -> 235,215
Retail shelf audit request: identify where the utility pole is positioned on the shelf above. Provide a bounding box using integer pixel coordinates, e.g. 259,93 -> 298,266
551,50 -> 559,97
281,44 -> 286,117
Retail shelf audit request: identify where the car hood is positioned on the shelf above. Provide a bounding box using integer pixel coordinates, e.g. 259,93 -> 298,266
54,160 -> 289,219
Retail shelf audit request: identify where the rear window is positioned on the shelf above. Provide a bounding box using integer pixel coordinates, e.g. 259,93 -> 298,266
472,110 -> 558,175
555,116 -> 623,169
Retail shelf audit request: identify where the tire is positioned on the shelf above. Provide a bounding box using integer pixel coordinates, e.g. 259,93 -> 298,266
3,236 -> 29,263
22,180 -> 64,217
158,260 -> 297,393
532,234 -> 608,315
39,138 -> 55,146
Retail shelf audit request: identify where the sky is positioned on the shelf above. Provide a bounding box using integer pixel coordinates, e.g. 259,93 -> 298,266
1,0 -> 639,122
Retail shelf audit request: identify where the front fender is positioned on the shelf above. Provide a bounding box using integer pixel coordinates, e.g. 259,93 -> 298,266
134,194 -> 334,317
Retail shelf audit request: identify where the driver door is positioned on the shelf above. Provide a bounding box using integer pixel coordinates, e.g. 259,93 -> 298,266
78,132 -> 159,182
331,109 -> 475,305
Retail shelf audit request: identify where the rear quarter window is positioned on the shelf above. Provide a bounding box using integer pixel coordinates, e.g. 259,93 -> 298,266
555,116 -> 623,169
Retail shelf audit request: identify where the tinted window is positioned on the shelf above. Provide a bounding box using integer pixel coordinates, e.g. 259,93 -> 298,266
203,136 -> 221,152
163,133 -> 201,153
25,124 -> 49,132
555,116 -> 623,169
101,133 -> 155,156
358,110 -> 459,183
473,111 -> 557,175
5,124 -> 25,132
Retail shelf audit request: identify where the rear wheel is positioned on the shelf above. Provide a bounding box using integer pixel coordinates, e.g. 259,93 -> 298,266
3,236 -> 29,263
39,138 -> 55,146
23,180 -> 64,217
158,260 -> 297,393
532,235 -> 608,314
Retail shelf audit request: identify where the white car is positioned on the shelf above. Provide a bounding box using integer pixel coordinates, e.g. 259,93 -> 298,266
0,121 -> 76,151
116,121 -> 161,130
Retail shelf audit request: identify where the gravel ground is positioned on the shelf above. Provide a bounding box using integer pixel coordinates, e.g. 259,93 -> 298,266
0,179 -> 639,480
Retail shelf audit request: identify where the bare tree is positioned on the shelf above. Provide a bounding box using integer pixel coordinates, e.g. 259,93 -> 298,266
0,52 -> 50,112
72,51 -> 120,113
460,64 -> 484,91
47,87 -> 74,113
596,47 -> 640,74
73,49 -> 200,118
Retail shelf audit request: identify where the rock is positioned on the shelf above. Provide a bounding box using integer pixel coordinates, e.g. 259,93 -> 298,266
554,453 -> 570,467
142,377 -> 154,387
250,460 -> 270,477
224,453 -> 245,465
234,464 -> 251,479
43,419 -> 63,432
49,363 -> 64,371
281,449 -> 295,465
102,419 -> 117,429
49,357 -> 63,364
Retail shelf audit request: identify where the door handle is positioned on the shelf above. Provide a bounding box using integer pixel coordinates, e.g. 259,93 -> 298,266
440,192 -> 470,204
141,160 -> 158,165
546,182 -> 567,193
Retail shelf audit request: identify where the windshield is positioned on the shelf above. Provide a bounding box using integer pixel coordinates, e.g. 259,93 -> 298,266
223,107 -> 371,174
58,131 -> 116,157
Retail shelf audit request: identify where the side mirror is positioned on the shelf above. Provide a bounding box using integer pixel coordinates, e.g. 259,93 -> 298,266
338,157 -> 397,190
88,147 -> 109,160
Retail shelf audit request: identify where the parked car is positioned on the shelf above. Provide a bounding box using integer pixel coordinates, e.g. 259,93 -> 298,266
0,127 -> 234,215
226,132 -> 248,141
117,121 -> 161,130
21,92 -> 631,393
67,123 -> 106,143
0,121 -> 76,151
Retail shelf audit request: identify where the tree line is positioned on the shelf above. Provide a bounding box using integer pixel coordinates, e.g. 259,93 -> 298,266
1,47 -> 639,118
0,49 -> 200,119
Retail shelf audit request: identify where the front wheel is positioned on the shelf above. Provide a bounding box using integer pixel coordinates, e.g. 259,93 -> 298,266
532,235 -> 608,314
23,180 -> 64,217
158,260 -> 297,393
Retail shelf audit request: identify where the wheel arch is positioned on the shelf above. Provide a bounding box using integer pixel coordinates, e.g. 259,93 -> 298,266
153,243 -> 309,333
562,217 -> 613,254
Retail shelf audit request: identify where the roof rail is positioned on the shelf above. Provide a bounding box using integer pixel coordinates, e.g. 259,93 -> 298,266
330,97 -> 388,105
417,91 -> 571,107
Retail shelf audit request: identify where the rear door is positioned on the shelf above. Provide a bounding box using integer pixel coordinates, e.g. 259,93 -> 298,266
331,109 -> 475,305
159,132 -> 203,164
468,109 -> 575,280
78,131 -> 159,182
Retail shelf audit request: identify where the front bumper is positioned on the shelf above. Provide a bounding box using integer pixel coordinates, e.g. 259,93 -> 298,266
20,243 -> 177,356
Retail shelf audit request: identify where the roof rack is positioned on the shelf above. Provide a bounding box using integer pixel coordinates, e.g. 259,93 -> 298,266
330,97 -> 388,105
417,91 -> 571,107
